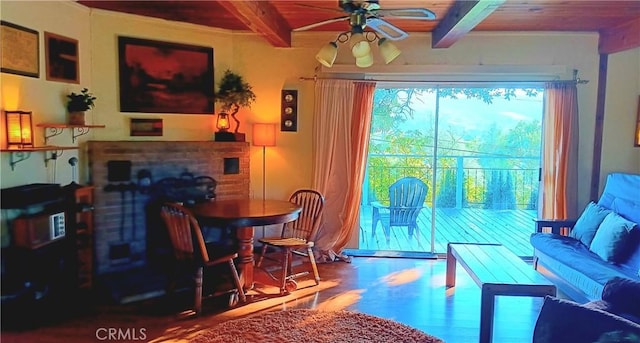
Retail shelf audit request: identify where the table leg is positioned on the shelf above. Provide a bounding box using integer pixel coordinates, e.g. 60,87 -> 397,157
446,244 -> 456,287
235,226 -> 254,289
479,286 -> 496,343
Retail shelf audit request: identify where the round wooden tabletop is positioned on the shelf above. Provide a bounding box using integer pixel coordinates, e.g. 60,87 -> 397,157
190,199 -> 302,227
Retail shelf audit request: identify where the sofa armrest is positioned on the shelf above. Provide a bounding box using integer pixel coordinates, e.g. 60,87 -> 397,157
535,219 -> 577,235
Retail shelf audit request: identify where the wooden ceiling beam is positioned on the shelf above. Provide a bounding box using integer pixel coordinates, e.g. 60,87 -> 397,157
599,18 -> 640,54
432,0 -> 505,49
216,0 -> 291,48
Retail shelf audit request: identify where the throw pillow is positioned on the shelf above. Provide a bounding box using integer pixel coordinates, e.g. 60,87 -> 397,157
589,212 -> 637,263
600,277 -> 640,321
570,202 -> 612,246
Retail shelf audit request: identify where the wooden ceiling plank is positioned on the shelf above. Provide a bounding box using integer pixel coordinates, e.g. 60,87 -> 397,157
432,0 -> 506,48
598,18 -> 640,54
216,0 -> 291,48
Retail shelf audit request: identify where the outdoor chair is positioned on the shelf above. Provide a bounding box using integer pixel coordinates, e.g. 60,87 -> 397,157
371,177 -> 429,243
160,202 -> 245,315
256,189 -> 324,294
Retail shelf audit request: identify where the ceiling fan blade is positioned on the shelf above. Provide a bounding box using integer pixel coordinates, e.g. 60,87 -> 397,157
366,18 -> 408,41
293,16 -> 349,32
376,8 -> 437,20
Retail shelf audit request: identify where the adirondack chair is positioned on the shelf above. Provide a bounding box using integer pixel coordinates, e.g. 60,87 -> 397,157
371,177 -> 429,242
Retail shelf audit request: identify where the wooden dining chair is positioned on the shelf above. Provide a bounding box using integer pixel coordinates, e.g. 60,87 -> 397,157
160,202 -> 245,315
256,189 -> 324,294
371,177 -> 428,243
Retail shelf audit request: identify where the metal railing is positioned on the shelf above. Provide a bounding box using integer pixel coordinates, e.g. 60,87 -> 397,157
363,154 -> 539,210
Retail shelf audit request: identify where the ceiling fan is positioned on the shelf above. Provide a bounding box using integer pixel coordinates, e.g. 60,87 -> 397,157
293,0 -> 436,41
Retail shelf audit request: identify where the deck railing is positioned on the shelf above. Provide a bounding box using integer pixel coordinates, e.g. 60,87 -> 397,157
364,154 -> 539,210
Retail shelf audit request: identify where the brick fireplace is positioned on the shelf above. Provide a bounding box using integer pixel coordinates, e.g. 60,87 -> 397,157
87,141 -> 250,277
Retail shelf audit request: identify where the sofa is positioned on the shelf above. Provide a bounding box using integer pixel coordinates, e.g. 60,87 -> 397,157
532,277 -> 640,343
530,172 -> 640,303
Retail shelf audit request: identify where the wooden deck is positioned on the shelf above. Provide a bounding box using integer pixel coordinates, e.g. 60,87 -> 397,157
358,206 -> 537,257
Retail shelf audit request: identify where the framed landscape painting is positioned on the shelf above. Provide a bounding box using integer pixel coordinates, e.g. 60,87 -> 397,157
118,36 -> 214,114
45,32 -> 79,83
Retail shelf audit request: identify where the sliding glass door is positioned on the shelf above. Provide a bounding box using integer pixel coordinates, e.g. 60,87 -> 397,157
360,85 -> 543,257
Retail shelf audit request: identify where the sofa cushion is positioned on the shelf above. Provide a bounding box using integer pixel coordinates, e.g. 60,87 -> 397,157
590,212 -> 637,263
597,173 -> 640,210
612,197 -> 640,225
533,296 -> 640,343
570,202 -> 612,247
531,233 -> 638,285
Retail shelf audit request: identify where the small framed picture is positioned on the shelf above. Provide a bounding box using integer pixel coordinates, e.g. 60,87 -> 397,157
130,118 -> 163,136
45,32 -> 79,83
1,21 -> 39,78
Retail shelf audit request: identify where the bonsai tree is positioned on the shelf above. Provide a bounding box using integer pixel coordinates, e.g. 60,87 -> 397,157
215,70 -> 256,134
67,88 -> 97,112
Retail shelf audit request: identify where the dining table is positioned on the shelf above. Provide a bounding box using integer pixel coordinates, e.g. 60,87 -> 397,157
189,198 -> 302,290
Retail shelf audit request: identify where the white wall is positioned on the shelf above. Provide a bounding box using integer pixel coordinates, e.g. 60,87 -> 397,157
601,47 -> 640,191
2,1 -> 639,211
1,1 -> 91,187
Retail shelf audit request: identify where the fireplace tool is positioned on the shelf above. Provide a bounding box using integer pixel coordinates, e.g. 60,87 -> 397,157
105,160 -> 133,263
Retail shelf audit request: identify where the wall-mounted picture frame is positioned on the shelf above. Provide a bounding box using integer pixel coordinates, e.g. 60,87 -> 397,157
118,36 -> 214,114
635,95 -> 640,147
45,32 -> 79,83
1,21 -> 39,78
130,118 -> 163,136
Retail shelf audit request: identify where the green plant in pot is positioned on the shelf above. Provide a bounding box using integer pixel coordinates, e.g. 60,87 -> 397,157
215,70 -> 256,141
66,88 -> 96,125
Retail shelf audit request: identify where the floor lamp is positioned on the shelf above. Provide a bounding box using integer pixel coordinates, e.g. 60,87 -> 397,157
252,123 -> 277,236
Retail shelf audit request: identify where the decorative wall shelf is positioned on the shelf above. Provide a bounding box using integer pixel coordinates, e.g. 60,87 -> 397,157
1,146 -> 78,170
37,124 -> 106,143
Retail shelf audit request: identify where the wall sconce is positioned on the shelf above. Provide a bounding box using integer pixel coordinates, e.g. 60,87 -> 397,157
315,28 -> 401,68
214,112 -> 235,141
4,110 -> 34,148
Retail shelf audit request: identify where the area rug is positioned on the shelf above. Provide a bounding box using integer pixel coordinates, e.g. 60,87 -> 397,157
192,309 -> 443,343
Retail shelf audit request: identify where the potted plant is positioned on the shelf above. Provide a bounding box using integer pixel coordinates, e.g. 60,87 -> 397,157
66,88 -> 97,125
215,70 -> 256,141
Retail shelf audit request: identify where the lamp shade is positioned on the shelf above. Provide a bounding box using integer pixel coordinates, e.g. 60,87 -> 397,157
316,42 -> 338,68
350,32 -> 371,58
5,110 -> 33,148
355,51 -> 374,68
378,38 -> 401,64
252,123 -> 276,147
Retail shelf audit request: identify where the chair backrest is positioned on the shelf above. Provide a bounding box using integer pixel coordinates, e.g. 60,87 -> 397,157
160,202 -> 210,263
282,189 -> 325,242
388,177 -> 428,226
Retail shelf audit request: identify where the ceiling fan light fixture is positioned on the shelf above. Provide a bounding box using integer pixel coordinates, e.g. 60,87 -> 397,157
350,32 -> 371,58
378,38 -> 401,64
355,51 -> 374,68
316,41 -> 338,67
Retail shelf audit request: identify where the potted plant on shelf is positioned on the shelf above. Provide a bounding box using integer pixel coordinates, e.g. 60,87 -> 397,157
66,88 -> 97,125
214,70 -> 256,142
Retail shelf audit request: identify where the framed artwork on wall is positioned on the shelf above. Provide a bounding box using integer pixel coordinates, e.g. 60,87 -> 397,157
130,118 -> 163,136
635,95 -> 640,147
118,36 -> 214,114
44,32 -> 79,83
0,21 -> 39,78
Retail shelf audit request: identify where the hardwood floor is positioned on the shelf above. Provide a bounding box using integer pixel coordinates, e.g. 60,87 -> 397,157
2,257 -> 549,343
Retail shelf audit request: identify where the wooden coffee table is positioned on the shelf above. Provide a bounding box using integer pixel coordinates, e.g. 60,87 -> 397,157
446,243 -> 556,343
